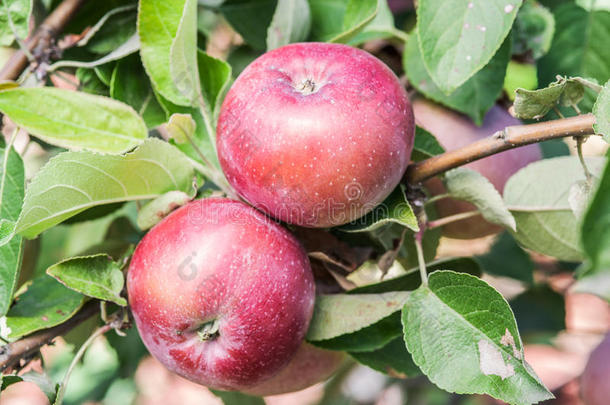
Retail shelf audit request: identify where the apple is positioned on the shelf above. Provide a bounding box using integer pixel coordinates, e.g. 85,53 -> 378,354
413,98 -> 542,239
217,42 -> 415,228
581,334 -> 610,405
243,343 -> 345,396
127,198 -> 315,391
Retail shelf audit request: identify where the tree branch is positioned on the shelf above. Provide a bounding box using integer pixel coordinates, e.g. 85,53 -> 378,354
0,0 -> 85,82
405,113 -> 597,184
0,300 -> 99,372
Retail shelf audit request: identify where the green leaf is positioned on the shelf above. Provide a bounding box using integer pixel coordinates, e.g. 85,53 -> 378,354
0,0 -> 32,46
110,53 -> 166,129
136,190 -> 192,230
311,312 -> 402,352
76,68 -> 109,96
210,389 -> 265,405
503,61 -> 538,101
266,0 -> 311,50
308,0 -> 378,43
338,185 -> 418,232
348,0 -> 405,45
411,126 -> 445,162
476,232 -> 534,284
139,0 -> 199,106
306,291 -> 409,341
49,34 -> 140,71
0,371 -> 58,402
576,0 -> 610,11
512,1 -> 555,59
197,50 -> 232,122
220,0 -> 277,51
402,271 -> 553,404
46,254 -> 127,306
1,275 -> 85,341
504,156 -> 606,261
538,4 -> 610,89
350,337 -> 421,377
416,0 -> 521,93
579,156 -> 610,300
510,285 -> 565,337
0,87 -> 147,154
404,32 -> 511,125
513,76 -> 588,119
15,139 -> 194,239
443,168 -> 516,231
0,143 -> 24,317
351,257 -> 482,294
166,113 -> 196,144
593,79 -> 610,141
83,6 -> 137,55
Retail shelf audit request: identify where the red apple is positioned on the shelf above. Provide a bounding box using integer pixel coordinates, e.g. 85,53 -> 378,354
217,42 -> 414,228
413,99 -> 542,239
243,343 -> 345,396
127,198 -> 315,391
581,334 -> 610,405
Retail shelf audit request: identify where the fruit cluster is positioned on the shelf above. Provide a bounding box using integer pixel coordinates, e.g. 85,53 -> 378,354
127,42 -> 540,395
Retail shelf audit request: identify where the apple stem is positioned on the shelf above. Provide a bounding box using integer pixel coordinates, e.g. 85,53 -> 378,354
197,320 -> 220,341
297,79 -> 317,95
424,193 -> 451,205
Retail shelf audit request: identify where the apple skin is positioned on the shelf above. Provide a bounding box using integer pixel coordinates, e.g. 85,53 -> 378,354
127,198 -> 315,391
581,334 -> 610,405
243,343 -> 345,396
413,99 -> 542,239
217,42 -> 414,228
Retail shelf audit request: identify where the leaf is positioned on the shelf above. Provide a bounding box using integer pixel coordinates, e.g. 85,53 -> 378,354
538,4 -> 610,90
513,76 -> 587,119
15,139 -> 195,239
306,291 -> 409,341
0,143 -> 24,317
136,190 -> 192,230
579,156 -> 610,297
350,337 -> 421,377
0,87 -> 147,153
82,5 -> 137,55
166,113 -> 196,144
220,0 -> 278,51
404,32 -> 511,125
443,168 -> 516,231
512,1 -> 555,59
0,371 -> 58,402
308,0 -> 378,43
0,0 -> 32,46
49,34 -> 140,71
402,271 -> 553,404
110,53 -> 166,129
504,156 -> 606,261
476,232 -> 534,284
197,50 -> 232,122
510,285 -> 565,336
576,0 -> 610,11
416,0 -> 522,94
46,254 -> 127,306
348,0 -> 405,45
411,126 -> 445,162
210,389 -> 265,405
351,257 -> 482,294
1,275 -> 85,341
593,79 -> 610,141
568,180 -> 593,219
76,68 -> 109,96
139,0 -> 199,106
266,0 -> 311,50
338,185 -> 419,232
311,312 -> 402,352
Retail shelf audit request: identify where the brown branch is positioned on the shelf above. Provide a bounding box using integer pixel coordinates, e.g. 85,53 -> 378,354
0,0 -> 85,82
405,113 -> 597,184
0,300 -> 99,372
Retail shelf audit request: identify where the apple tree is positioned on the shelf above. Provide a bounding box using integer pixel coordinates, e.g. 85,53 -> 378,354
0,0 -> 608,404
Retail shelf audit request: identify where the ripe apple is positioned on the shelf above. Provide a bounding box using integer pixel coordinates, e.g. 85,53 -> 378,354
243,343 -> 345,396
413,99 -> 542,239
217,42 -> 415,228
127,198 -> 315,391
581,334 -> 610,405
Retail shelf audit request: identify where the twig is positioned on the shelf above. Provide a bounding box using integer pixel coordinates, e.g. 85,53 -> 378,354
406,113 -> 597,184
427,210 -> 481,229
414,231 -> 427,286
0,300 -> 99,372
0,0 -> 85,81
